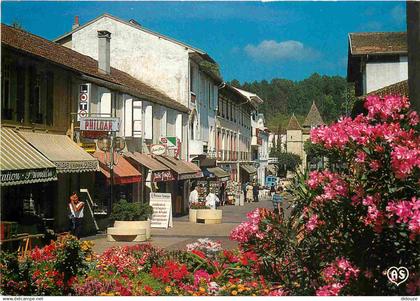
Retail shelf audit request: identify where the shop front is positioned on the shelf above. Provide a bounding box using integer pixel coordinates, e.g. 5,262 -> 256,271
0,127 -> 58,238
154,156 -> 203,215
240,163 -> 257,184
16,130 -> 99,234
124,152 -> 176,204
197,158 -> 231,206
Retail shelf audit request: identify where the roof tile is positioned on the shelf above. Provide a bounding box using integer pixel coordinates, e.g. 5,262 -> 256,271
1,24 -> 189,113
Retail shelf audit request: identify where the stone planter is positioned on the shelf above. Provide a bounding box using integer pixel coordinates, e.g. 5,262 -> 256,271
107,220 -> 151,242
196,209 -> 222,224
189,209 -> 197,223
114,220 -> 151,240
107,227 -> 146,242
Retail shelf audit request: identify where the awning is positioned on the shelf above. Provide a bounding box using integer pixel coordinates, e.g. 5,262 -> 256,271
241,164 -> 257,175
266,164 -> 277,175
19,131 -> 99,173
124,152 -> 175,182
93,151 -> 141,185
154,156 -> 203,180
0,127 -> 57,186
206,167 -> 230,181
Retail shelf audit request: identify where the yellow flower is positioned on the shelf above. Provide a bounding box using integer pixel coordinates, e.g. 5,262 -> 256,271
199,287 -> 206,293
252,294 -> 256,296
165,287 -> 172,293
238,288 -> 244,293
231,290 -> 238,296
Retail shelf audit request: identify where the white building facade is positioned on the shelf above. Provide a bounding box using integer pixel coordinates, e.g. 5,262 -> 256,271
55,14 -> 220,161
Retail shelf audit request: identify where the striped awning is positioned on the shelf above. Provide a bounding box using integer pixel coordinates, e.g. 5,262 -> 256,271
0,127 -> 57,186
19,131 -> 99,173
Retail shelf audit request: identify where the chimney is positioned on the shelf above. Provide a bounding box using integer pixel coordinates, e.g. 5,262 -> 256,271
72,16 -> 79,30
97,30 -> 111,75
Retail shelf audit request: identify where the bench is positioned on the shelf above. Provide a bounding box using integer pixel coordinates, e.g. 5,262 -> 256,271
106,227 -> 146,242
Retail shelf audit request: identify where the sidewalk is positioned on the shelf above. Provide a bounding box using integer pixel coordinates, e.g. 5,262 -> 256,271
84,195 -> 289,254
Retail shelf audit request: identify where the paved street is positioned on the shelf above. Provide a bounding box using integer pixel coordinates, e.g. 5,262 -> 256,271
85,194 -> 294,254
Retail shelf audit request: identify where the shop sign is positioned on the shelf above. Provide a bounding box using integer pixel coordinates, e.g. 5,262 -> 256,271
1,169 -> 56,183
150,193 -> 173,229
80,117 -> 120,132
78,84 -> 90,121
150,144 -> 166,156
152,170 -> 175,182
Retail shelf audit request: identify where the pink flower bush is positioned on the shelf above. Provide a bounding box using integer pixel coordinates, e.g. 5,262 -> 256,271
386,197 -> 420,238
306,214 -> 322,232
230,208 -> 265,243
316,258 -> 359,296
307,170 -> 348,204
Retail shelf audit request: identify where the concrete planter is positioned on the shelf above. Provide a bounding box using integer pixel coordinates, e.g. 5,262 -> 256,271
114,220 -> 151,240
196,209 -> 222,224
189,209 -> 197,223
107,220 -> 151,242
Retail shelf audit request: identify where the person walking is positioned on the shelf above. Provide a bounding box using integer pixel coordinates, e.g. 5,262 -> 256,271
270,183 -> 276,196
189,184 -> 199,207
272,187 -> 284,215
68,192 -> 84,239
246,182 -> 253,203
252,182 -> 259,203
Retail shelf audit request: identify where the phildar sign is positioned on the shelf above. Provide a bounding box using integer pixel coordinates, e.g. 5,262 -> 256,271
149,193 -> 173,229
80,117 -> 120,132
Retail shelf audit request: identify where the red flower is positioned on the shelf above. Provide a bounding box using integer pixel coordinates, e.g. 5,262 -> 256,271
191,249 -> 206,259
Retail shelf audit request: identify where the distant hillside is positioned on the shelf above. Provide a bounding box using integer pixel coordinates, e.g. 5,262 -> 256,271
229,73 -> 355,133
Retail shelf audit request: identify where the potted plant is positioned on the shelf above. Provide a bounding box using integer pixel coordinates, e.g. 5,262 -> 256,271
189,202 -> 209,223
109,200 -> 153,240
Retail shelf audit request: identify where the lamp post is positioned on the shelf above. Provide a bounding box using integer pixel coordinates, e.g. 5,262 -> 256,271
97,134 -> 125,214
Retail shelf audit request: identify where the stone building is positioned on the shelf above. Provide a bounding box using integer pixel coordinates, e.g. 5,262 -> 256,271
286,102 -> 325,171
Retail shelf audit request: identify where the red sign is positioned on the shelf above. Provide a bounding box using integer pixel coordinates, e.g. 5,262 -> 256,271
152,170 -> 175,182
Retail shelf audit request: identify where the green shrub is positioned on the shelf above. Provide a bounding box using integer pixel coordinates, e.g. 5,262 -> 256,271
110,200 -> 153,221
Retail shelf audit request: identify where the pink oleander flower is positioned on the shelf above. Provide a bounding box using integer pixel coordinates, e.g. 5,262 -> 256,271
355,151 -> 367,163
306,214 -> 322,232
369,160 -> 381,171
391,145 -> 420,179
364,95 -> 410,122
387,197 -> 420,237
316,283 -> 343,296
230,208 -> 265,243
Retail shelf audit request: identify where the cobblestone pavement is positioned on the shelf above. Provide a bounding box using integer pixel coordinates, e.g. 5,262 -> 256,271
85,194 -> 293,254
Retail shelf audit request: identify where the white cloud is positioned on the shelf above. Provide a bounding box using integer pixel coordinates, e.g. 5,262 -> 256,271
244,40 -> 319,62
391,5 -> 405,25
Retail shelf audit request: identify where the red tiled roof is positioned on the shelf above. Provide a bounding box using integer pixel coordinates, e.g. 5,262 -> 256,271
1,24 -> 189,113
349,32 -> 407,55
364,80 -> 409,98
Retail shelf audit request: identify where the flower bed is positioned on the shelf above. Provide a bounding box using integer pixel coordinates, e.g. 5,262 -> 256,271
0,235 -> 279,296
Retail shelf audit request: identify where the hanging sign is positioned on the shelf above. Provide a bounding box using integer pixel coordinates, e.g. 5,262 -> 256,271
149,193 -> 173,229
150,144 -> 167,155
80,117 -> 120,132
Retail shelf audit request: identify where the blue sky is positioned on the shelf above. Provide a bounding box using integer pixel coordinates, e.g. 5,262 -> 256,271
1,1 -> 406,83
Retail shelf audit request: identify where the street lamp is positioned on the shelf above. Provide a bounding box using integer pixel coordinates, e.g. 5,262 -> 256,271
97,135 -> 126,214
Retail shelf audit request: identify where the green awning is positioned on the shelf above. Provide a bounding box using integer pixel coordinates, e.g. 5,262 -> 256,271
207,167 -> 230,181
241,164 -> 257,175
0,127 -> 57,186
